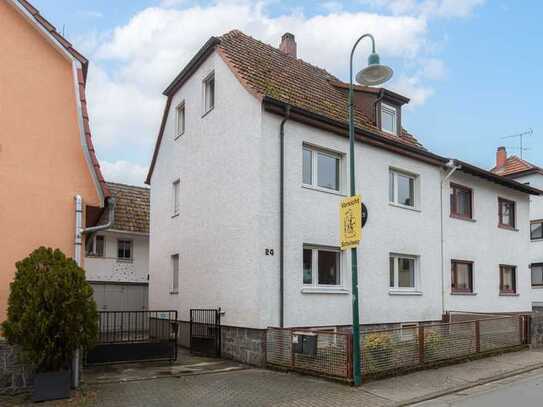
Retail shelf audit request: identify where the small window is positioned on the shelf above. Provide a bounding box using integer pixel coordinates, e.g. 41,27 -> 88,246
451,260 -> 473,293
498,198 -> 516,228
450,184 -> 473,219
203,73 -> 215,113
171,254 -> 179,294
389,169 -> 416,208
499,265 -> 517,294
389,254 -> 417,289
175,102 -> 185,137
302,146 -> 341,191
531,221 -> 543,240
303,246 -> 341,287
172,180 -> 180,216
532,263 -> 543,287
117,239 -> 133,261
87,235 -> 105,257
381,103 -> 397,135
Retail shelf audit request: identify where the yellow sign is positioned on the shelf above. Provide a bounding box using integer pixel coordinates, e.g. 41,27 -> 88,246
340,195 -> 362,250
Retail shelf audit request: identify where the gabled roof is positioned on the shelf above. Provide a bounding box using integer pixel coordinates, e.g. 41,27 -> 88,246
491,155 -> 543,178
101,183 -> 150,234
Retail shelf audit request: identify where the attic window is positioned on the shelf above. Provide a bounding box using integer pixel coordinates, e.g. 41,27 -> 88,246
381,103 -> 397,135
203,72 -> 215,114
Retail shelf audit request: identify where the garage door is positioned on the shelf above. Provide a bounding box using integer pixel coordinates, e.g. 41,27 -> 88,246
91,283 -> 148,311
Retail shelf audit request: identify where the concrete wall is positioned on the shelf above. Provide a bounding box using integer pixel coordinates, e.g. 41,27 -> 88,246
0,1 -> 101,320
0,340 -> 33,394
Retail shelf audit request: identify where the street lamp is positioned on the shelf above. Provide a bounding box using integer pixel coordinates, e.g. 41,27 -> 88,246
348,34 -> 393,386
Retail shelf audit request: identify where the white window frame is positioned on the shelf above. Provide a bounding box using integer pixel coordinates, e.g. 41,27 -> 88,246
302,145 -> 343,193
171,254 -> 179,294
381,102 -> 398,135
117,239 -> 133,262
389,168 -> 418,209
303,245 -> 342,289
203,72 -> 215,114
389,253 -> 419,292
87,235 -> 105,257
172,179 -> 180,217
175,102 -> 185,138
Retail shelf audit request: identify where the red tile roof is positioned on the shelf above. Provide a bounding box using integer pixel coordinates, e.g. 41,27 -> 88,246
491,155 -> 543,177
101,183 -> 150,234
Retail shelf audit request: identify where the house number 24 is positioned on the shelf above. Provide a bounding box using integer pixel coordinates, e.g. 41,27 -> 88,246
265,249 -> 274,256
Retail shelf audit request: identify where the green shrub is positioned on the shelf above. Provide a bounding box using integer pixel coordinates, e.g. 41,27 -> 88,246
1,247 -> 98,372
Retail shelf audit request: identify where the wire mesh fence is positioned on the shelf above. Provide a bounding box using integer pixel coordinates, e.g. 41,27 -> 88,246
266,315 -> 529,382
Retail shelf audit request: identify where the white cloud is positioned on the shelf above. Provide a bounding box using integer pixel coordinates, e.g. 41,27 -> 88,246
101,160 -> 149,186
361,0 -> 485,18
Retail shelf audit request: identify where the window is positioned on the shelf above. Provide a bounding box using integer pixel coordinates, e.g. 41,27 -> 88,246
303,246 -> 341,287
172,179 -> 180,216
117,239 -> 132,261
450,184 -> 473,219
532,263 -> 543,287
86,235 -> 105,257
381,103 -> 397,135
389,169 -> 416,208
451,260 -> 473,293
389,254 -> 417,289
175,102 -> 185,137
499,265 -> 517,294
498,198 -> 516,228
302,146 -> 341,191
531,221 -> 543,240
203,73 -> 215,113
171,254 -> 179,294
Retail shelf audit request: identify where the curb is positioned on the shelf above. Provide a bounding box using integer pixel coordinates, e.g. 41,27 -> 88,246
393,362 -> 543,406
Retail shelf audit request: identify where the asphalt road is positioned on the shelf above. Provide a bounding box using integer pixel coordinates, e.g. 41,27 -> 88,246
413,367 -> 543,406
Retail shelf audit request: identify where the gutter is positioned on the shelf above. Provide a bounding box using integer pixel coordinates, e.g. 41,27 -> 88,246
279,105 -> 290,328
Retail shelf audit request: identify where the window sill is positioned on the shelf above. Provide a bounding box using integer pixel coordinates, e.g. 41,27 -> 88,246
388,202 -> 420,213
499,292 -> 519,297
86,255 -> 105,259
201,107 -> 214,118
301,287 -> 349,295
170,291 -> 179,295
450,214 -> 476,223
531,238 -> 543,242
301,184 -> 346,197
498,224 -> 518,232
532,285 -> 543,289
450,291 -> 477,296
389,290 -> 422,296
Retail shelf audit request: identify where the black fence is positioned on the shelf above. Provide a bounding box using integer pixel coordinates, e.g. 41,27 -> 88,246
86,310 -> 178,365
190,308 -> 221,357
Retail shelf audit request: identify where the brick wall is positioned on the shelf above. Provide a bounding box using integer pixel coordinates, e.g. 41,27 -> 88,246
0,339 -> 33,394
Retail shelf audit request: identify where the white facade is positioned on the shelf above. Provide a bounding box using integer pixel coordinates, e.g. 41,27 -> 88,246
148,48 -> 533,329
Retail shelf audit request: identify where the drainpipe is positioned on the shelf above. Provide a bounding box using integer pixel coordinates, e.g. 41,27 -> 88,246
279,105 -> 290,328
440,160 -> 461,318
72,195 -> 116,387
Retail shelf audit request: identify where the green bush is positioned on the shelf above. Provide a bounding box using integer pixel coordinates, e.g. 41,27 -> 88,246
1,247 -> 98,372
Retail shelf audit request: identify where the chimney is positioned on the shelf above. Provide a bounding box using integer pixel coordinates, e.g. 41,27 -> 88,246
496,146 -> 507,168
279,32 -> 297,58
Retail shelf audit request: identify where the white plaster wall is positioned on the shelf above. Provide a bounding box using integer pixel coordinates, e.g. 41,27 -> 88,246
148,51 -> 265,327
259,113 -> 444,327
84,231 -> 149,283
443,171 -> 531,313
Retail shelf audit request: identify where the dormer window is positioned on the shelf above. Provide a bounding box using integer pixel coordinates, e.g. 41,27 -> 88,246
381,103 -> 397,135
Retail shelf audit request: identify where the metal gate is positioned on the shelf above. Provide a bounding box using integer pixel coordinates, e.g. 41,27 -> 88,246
190,308 -> 221,357
86,310 -> 178,365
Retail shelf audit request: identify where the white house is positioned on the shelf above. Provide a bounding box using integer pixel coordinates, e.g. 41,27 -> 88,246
492,148 -> 543,311
85,182 -> 150,311
145,31 -> 539,363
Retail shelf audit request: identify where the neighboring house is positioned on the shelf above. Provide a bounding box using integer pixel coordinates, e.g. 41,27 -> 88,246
84,182 -> 150,311
491,147 -> 543,311
145,31 -> 539,362
0,0 -> 111,321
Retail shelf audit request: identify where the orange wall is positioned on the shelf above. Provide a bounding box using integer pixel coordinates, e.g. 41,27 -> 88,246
0,1 -> 100,321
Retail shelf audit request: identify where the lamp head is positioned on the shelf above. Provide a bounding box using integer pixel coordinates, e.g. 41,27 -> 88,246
355,52 -> 393,87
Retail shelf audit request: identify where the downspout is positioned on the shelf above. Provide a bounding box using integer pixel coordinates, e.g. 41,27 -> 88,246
279,105 -> 290,328
440,160 -> 461,318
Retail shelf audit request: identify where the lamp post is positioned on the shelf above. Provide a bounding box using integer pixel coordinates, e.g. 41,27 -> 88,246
348,34 -> 393,386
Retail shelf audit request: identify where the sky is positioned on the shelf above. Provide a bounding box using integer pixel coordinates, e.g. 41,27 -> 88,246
29,0 -> 543,186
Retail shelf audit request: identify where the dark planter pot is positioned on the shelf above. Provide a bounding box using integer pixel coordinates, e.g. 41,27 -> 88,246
32,369 -> 71,402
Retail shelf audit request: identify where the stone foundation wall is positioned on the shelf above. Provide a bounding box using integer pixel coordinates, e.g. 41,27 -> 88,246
531,314 -> 543,349
0,340 -> 33,394
221,326 -> 266,367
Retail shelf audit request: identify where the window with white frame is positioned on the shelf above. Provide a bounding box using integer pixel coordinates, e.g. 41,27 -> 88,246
389,169 -> 416,208
86,235 -> 105,257
175,102 -> 185,137
389,254 -> 418,290
381,103 -> 397,135
171,254 -> 179,294
172,179 -> 180,216
303,246 -> 341,287
302,146 -> 341,191
117,239 -> 133,261
203,72 -> 215,113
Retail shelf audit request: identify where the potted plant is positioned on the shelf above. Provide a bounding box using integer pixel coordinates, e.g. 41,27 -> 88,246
2,247 -> 98,402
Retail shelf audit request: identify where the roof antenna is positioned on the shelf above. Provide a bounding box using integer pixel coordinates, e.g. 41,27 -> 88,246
501,128 -> 533,159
